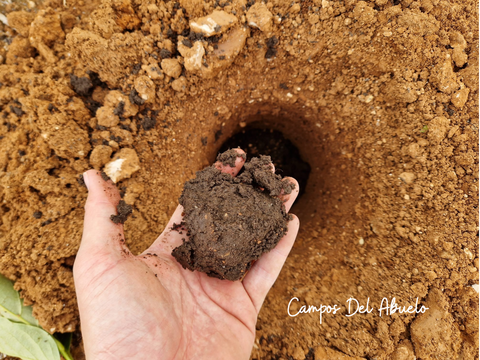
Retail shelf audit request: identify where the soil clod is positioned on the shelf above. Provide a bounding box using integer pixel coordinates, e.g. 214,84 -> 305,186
216,148 -> 246,167
69,74 -> 93,96
110,200 -> 133,224
172,152 -> 294,281
100,171 -> 111,182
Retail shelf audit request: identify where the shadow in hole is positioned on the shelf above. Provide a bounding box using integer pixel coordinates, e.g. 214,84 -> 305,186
218,127 -> 311,199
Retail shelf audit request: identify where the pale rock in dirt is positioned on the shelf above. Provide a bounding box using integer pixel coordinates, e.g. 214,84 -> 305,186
104,148 -> 140,183
171,76 -> 188,92
161,58 -> 182,78
103,90 -> 138,117
430,53 -> 458,94
190,10 -> 237,37
89,145 -> 113,169
450,31 -> 468,67
134,75 -> 155,103
179,26 -> 249,78
451,87 -> 469,109
246,3 -> 273,32
178,40 -> 205,72
410,288 -> 461,358
213,26 -> 249,61
427,116 -> 450,144
96,106 -> 120,127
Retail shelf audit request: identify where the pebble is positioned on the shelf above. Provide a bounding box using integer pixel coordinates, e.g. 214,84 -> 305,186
451,87 -> 469,109
134,75 -> 155,103
190,10 -> 237,37
246,3 -> 273,32
103,148 -> 140,183
161,58 -> 182,79
89,145 -> 113,169
96,106 -> 119,127
178,41 -> 205,72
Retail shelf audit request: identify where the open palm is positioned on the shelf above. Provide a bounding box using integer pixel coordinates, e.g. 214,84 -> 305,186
74,151 -> 300,359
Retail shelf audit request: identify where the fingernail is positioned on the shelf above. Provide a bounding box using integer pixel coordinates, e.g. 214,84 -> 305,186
82,171 -> 90,190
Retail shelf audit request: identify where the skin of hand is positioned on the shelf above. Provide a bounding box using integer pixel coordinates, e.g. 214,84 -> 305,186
74,150 -> 300,360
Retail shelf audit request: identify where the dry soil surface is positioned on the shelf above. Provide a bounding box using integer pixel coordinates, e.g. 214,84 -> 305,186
0,0 -> 478,359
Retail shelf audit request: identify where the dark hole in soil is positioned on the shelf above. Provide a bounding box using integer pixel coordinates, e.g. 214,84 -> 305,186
219,127 -> 311,199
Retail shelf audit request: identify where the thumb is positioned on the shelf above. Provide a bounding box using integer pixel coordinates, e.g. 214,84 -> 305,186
78,170 -> 129,257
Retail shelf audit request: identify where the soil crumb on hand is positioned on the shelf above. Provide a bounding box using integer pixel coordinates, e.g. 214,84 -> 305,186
110,200 -> 133,224
100,171 -> 111,182
172,152 -> 294,281
216,148 -> 246,167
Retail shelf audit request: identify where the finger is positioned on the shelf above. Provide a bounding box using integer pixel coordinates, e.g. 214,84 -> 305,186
78,170 -> 129,257
280,177 -> 299,213
214,148 -> 246,176
145,204 -> 185,256
242,214 -> 300,313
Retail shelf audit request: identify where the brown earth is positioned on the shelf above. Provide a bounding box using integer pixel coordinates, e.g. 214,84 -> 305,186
0,0 -> 478,359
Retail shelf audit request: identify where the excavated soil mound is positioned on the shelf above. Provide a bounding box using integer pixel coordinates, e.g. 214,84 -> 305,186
0,0 -> 478,359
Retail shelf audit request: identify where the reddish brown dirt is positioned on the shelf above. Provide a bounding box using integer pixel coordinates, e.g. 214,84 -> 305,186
0,0 -> 478,359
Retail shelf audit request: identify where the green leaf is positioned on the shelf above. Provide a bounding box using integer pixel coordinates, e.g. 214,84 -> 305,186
0,316 -> 60,360
20,299 -> 39,327
0,273 -> 22,315
420,125 -> 429,133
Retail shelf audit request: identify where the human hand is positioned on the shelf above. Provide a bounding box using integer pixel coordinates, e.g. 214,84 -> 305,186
74,150 -> 300,359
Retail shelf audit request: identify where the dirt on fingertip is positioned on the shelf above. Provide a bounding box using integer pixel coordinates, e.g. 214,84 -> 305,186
216,148 -> 246,167
172,153 -> 293,281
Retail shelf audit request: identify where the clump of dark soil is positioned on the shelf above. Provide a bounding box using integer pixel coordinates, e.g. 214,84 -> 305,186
172,153 -> 293,281
110,200 -> 133,224
216,148 -> 246,167
220,128 -> 310,197
100,171 -> 111,182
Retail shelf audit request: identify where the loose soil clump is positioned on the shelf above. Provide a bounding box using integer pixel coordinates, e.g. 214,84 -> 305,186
172,153 -> 293,281
110,200 -> 133,225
